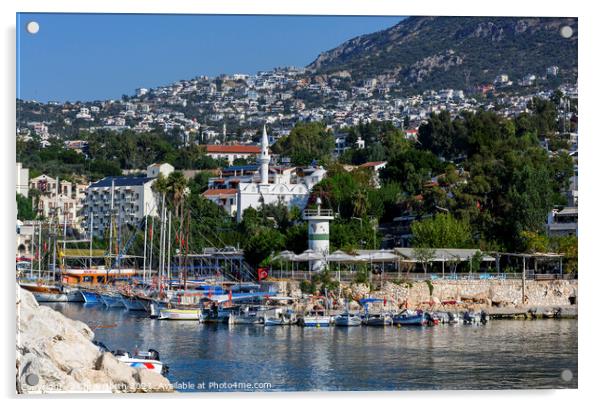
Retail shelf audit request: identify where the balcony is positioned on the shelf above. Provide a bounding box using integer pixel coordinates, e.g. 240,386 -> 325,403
303,208 -> 334,219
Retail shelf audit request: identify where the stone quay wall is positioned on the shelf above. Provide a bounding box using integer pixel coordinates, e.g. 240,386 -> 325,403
268,279 -> 578,309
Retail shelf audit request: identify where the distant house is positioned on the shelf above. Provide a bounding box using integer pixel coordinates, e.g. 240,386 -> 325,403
547,207 -> 578,237
359,161 -> 388,188
204,144 -> 262,165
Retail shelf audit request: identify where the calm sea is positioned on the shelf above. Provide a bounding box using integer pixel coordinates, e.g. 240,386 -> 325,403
48,303 -> 578,392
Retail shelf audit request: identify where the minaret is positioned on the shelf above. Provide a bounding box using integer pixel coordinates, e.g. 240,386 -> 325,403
259,125 -> 270,185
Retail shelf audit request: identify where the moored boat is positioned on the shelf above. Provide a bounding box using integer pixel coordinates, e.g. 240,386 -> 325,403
100,292 -> 125,308
112,349 -> 168,376
300,311 -> 331,327
364,313 -> 392,326
334,312 -> 362,326
121,295 -> 147,311
392,310 -> 428,326
20,282 -> 77,302
158,307 -> 201,320
80,290 -> 102,303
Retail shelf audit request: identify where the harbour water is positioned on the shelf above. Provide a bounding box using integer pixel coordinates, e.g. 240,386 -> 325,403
48,303 -> 578,391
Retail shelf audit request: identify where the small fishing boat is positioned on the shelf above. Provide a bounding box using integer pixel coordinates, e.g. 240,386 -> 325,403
425,312 -> 440,326
20,282 -> 81,302
228,305 -> 267,325
264,308 -> 296,326
158,307 -> 202,320
112,349 -> 168,376
121,295 -> 147,311
432,311 -> 450,324
100,292 -> 125,308
463,311 -> 488,325
392,310 -> 427,326
334,312 -> 362,326
80,290 -> 102,303
300,311 -> 331,327
364,313 -> 392,326
447,312 -> 460,324
202,304 -> 239,323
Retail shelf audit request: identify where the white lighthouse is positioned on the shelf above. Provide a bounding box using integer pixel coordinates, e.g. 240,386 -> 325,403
258,125 -> 270,185
303,197 -> 334,271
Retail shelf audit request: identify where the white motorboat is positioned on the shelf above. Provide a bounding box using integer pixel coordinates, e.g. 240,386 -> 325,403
113,349 -> 167,375
300,311 -> 331,327
334,312 -> 362,326
158,307 -> 201,320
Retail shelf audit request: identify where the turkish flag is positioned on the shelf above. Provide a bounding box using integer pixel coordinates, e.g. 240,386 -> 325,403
258,268 -> 268,281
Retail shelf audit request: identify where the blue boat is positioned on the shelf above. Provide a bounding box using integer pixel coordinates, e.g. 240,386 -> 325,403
100,293 -> 125,308
121,296 -> 147,311
80,290 -> 102,304
392,310 -> 427,326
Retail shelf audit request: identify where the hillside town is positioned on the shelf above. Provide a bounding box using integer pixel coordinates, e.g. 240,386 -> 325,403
17,65 -> 577,151
16,67 -> 578,258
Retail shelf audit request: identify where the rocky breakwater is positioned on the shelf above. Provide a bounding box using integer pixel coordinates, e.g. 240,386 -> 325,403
16,285 -> 173,394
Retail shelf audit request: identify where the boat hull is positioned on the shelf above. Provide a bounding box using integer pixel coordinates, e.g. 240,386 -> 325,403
121,297 -> 147,311
100,294 -> 125,308
20,283 -> 77,302
80,290 -> 102,303
300,317 -> 331,327
334,315 -> 362,326
392,314 -> 427,326
158,308 -> 201,320
33,291 -> 69,302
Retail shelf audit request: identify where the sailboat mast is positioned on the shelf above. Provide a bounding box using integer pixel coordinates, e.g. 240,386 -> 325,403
107,179 -> 115,283
167,211 -> 172,285
37,221 -> 42,279
158,192 -> 166,295
89,212 -> 93,269
62,211 -> 67,272
29,222 -> 35,278
143,214 -> 148,282
149,217 -> 154,282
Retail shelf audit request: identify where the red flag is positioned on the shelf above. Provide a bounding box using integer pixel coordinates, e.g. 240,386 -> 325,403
384,297 -> 387,306
149,223 -> 153,240
258,268 -> 268,281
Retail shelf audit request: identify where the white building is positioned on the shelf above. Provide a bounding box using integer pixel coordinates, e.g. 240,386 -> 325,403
83,164 -> 173,237
234,126 -> 327,222
146,162 -> 175,179
16,162 -> 29,198
204,144 -> 261,165
547,207 -> 578,237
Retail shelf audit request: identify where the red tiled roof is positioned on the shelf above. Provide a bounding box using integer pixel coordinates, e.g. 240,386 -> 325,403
204,145 -> 260,154
202,188 -> 238,197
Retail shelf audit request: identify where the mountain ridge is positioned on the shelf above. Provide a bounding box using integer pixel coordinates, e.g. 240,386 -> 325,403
307,16 -> 577,92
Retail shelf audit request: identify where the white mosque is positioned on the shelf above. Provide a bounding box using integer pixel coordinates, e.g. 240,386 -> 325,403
234,126 -> 327,222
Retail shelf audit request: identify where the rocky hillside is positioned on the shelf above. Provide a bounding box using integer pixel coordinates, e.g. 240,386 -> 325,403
16,285 -> 172,394
308,16 -> 577,93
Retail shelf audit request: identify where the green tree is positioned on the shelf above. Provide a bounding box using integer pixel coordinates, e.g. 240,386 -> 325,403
16,193 -> 36,220
411,213 -> 473,248
272,122 -> 335,165
243,228 -> 286,268
413,247 -> 436,275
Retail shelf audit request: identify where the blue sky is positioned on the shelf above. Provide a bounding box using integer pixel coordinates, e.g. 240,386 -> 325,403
16,13 -> 402,102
